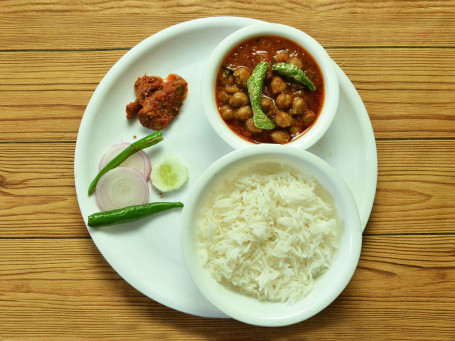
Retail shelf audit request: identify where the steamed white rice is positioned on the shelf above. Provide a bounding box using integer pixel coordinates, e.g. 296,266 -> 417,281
197,163 -> 341,304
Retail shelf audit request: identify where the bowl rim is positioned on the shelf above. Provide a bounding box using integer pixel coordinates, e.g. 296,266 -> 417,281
201,22 -> 340,150
181,145 -> 362,326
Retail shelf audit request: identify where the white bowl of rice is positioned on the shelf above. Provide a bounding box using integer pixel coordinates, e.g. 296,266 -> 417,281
181,145 -> 362,327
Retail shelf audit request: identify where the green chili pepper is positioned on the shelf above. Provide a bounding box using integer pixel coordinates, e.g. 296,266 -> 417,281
88,131 -> 163,196
272,62 -> 316,91
246,61 -> 276,130
87,201 -> 184,227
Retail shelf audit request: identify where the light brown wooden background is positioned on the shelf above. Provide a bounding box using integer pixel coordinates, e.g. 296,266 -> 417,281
1,1 -> 454,339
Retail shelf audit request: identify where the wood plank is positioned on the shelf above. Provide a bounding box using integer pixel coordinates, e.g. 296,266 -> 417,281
0,1 -> 454,49
0,143 -> 87,237
0,236 -> 453,338
332,49 -> 455,139
0,48 -> 454,142
1,0 -> 452,16
0,50 -> 123,142
0,140 -> 454,237
367,140 -> 455,234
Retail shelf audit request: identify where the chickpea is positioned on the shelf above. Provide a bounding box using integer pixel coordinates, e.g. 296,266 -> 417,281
275,112 -> 292,127
288,57 -> 303,69
246,117 -> 262,133
291,97 -> 307,115
225,84 -> 240,94
220,71 -> 234,85
271,130 -> 291,144
275,93 -> 292,110
235,106 -> 252,120
275,51 -> 289,63
217,90 -> 229,104
220,105 -> 234,120
233,67 -> 250,88
270,76 -> 287,95
303,110 -> 316,125
229,91 -> 249,108
261,97 -> 274,114
289,125 -> 300,135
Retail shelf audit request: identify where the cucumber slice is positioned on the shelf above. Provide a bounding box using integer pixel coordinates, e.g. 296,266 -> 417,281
150,156 -> 189,192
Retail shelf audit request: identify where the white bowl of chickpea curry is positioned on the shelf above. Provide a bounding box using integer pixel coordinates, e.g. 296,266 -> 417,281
201,23 -> 339,149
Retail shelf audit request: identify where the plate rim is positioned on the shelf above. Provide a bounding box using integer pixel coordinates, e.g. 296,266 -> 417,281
332,62 -> 378,229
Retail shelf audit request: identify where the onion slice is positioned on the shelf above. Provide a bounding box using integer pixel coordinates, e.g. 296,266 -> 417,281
99,143 -> 152,180
95,167 -> 149,211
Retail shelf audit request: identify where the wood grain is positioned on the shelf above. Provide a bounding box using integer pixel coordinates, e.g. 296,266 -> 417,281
334,49 -> 455,139
0,1 -> 454,49
0,48 -> 454,142
367,140 -> 455,234
1,0 -> 452,15
0,140 -> 454,237
0,236 -> 453,339
0,143 -> 86,237
0,50 -> 121,142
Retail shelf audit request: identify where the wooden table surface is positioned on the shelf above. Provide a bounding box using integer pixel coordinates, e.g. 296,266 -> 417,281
1,1 -> 454,339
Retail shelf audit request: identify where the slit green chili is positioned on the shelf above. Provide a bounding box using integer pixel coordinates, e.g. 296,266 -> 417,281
272,62 -> 316,91
246,61 -> 276,130
87,201 -> 184,227
88,131 -> 163,196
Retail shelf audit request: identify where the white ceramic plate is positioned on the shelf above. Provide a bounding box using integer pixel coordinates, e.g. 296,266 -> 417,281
74,16 -> 377,318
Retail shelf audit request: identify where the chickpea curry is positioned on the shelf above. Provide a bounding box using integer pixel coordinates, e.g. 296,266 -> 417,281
215,36 -> 324,144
